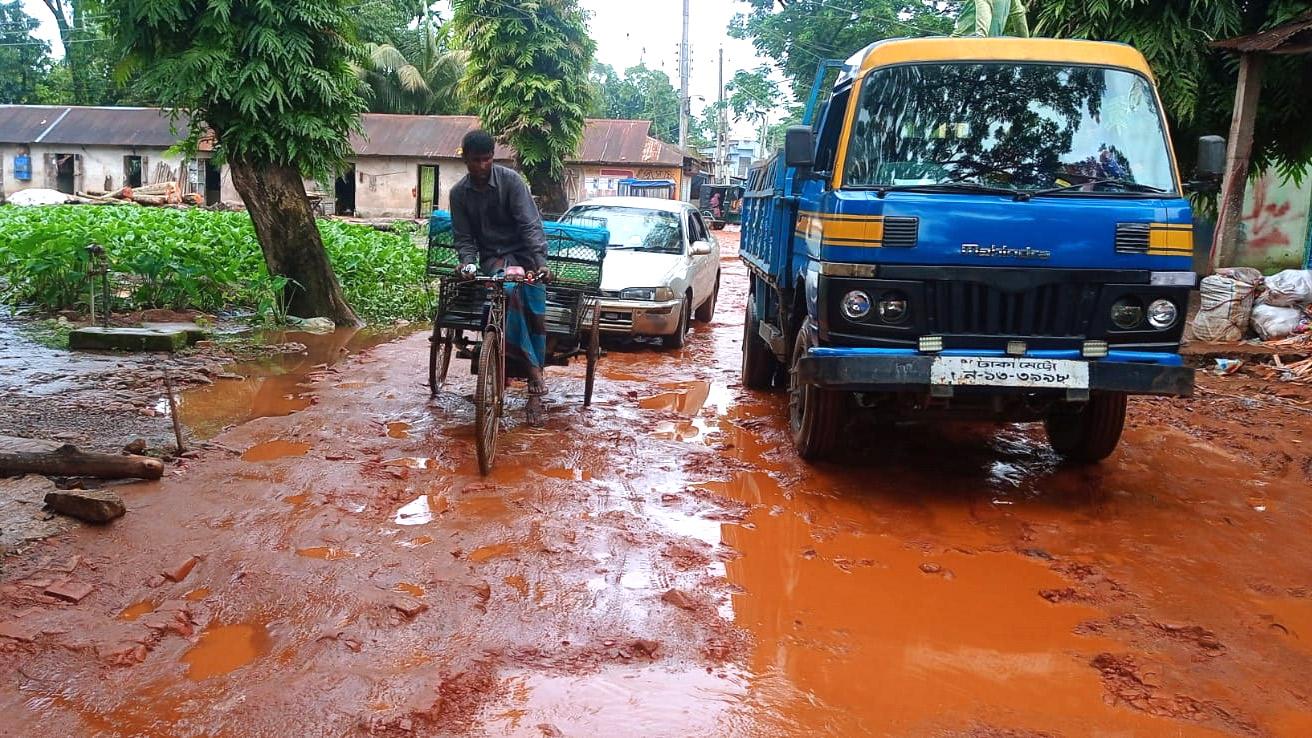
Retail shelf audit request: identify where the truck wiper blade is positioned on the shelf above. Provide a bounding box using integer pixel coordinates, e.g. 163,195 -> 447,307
1032,178 -> 1168,196
863,182 -> 1028,200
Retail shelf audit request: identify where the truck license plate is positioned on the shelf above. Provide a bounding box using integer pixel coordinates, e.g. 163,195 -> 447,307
930,356 -> 1089,389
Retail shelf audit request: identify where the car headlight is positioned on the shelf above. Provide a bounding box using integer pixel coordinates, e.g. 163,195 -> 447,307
841,290 -> 871,320
1110,297 -> 1144,330
1147,299 -> 1178,329
877,292 -> 909,324
620,287 -> 674,301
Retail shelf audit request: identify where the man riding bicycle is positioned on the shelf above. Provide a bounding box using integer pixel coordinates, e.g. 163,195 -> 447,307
450,129 -> 550,426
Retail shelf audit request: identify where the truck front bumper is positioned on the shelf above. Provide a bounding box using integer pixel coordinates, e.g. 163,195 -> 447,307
795,348 -> 1194,398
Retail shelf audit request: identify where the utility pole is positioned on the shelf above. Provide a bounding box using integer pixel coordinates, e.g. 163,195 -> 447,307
678,0 -> 690,149
717,47 -> 727,184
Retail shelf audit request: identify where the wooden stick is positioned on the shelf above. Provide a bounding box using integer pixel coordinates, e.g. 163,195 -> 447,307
162,365 -> 185,454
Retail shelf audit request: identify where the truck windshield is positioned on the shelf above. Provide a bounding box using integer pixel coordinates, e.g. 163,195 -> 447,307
843,63 -> 1176,195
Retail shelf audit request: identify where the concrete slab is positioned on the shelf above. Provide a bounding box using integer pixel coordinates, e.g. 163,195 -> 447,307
68,327 -> 187,352
141,322 -> 210,343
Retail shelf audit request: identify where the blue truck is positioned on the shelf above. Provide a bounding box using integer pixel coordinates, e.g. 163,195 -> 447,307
740,37 -> 1225,462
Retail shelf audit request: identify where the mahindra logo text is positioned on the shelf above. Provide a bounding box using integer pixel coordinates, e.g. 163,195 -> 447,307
961,243 -> 1051,260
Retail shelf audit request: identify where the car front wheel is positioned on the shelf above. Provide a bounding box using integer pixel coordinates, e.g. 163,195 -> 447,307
665,295 -> 691,349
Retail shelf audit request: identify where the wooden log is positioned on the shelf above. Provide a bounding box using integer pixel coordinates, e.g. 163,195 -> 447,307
133,194 -> 167,206
0,436 -> 163,480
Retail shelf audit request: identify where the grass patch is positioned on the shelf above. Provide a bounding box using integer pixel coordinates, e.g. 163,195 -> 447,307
0,205 -> 434,324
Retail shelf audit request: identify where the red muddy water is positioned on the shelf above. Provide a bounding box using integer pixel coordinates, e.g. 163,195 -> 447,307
2,231 -> 1311,736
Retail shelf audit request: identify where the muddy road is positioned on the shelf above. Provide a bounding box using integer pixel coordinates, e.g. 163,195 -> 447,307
3,233 -> 1312,736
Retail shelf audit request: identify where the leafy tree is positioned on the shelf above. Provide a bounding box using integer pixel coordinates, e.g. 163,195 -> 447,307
451,0 -> 595,215
1031,0 -> 1312,178
35,0 -> 129,105
729,0 -> 955,101
589,62 -> 680,143
353,0 -> 422,48
688,101 -> 725,150
107,0 -> 367,326
0,1 -> 53,104
728,67 -> 781,152
955,0 -> 1029,36
357,13 -> 468,115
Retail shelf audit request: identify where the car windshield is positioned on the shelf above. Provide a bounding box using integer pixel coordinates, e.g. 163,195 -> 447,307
843,63 -> 1177,194
561,206 -> 683,254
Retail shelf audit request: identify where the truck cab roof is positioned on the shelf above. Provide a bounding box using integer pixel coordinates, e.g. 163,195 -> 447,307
835,37 -> 1156,87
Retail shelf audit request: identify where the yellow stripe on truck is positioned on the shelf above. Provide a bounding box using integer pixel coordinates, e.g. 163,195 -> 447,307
1148,223 -> 1193,255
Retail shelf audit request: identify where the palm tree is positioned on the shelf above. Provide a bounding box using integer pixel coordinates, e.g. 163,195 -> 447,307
355,14 -> 468,115
955,0 -> 1030,37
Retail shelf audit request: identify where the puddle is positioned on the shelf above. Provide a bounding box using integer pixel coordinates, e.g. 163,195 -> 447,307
385,457 -> 435,470
504,575 -> 529,598
117,600 -> 156,621
478,667 -> 745,735
181,622 -> 272,680
185,587 -> 211,602
386,422 -> 411,439
468,542 -> 518,563
637,381 -> 711,416
542,466 -> 593,482
395,494 -> 447,526
400,535 -> 434,548
242,440 -> 310,462
395,582 -> 426,598
178,326 -> 414,439
283,492 -> 311,508
296,546 -> 357,560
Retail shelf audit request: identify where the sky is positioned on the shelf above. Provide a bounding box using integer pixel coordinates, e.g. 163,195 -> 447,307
19,0 -> 788,139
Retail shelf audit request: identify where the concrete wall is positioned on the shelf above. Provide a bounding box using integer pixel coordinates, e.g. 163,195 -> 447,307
1231,168 -> 1312,272
1,144 -> 190,197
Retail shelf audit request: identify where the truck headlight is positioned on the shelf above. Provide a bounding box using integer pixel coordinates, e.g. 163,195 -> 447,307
1110,297 -> 1144,330
841,290 -> 871,320
1147,299 -> 1178,329
877,292 -> 909,324
620,287 -> 673,301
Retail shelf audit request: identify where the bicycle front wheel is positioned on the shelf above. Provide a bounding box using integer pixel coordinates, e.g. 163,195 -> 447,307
474,326 -> 503,475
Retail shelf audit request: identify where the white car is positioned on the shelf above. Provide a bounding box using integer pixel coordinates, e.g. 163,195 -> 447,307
559,197 -> 721,348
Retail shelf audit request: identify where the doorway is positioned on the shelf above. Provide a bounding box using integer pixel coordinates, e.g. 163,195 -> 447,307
55,154 -> 76,194
124,155 -> 144,188
204,161 -> 222,205
417,164 -> 438,218
335,165 -> 356,216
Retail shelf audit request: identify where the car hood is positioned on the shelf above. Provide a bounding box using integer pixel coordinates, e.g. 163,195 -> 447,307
600,250 -> 684,293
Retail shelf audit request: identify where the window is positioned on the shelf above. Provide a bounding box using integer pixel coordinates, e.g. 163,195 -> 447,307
843,63 -> 1176,194
560,206 -> 683,254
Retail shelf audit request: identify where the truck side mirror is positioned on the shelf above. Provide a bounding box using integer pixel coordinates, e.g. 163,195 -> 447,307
785,126 -> 814,169
1196,135 -> 1226,178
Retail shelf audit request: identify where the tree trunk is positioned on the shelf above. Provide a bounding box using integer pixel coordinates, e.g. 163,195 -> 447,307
525,169 -> 569,218
227,158 -> 361,326
0,436 -> 163,480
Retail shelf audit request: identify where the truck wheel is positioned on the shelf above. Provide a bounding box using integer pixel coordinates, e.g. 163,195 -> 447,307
695,273 -> 719,322
742,288 -> 778,390
1044,392 -> 1128,463
665,295 -> 691,349
788,325 -> 842,460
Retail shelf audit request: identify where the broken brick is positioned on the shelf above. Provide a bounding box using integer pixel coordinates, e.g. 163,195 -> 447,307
45,581 -> 94,603
163,556 -> 201,583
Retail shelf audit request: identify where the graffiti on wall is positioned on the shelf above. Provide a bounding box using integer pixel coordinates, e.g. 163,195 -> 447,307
1235,169 -> 1311,272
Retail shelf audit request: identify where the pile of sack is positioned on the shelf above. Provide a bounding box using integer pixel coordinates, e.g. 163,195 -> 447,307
1191,268 -> 1312,342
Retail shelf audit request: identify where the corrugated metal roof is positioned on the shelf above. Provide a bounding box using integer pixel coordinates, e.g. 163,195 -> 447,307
0,106 -> 74,144
0,105 -> 188,147
0,106 -> 687,166
1212,10 -> 1312,53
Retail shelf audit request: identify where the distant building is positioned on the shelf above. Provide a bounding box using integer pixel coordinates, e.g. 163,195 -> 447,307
0,106 -> 703,217
698,138 -> 760,182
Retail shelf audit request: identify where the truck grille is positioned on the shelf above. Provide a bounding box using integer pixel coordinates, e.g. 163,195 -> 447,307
924,281 -> 1098,337
1115,223 -> 1151,254
882,217 -> 919,248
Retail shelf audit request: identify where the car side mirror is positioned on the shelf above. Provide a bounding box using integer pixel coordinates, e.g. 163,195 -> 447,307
784,125 -> 814,169
1196,135 -> 1226,178
1186,135 -> 1226,194
690,240 -> 712,256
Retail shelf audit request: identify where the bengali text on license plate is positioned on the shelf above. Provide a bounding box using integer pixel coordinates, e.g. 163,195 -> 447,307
929,356 -> 1089,389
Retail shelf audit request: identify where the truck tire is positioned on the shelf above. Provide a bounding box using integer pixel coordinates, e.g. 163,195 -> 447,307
695,273 -> 719,322
742,285 -> 778,390
665,295 -> 691,349
788,325 -> 842,460
1044,392 -> 1128,463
